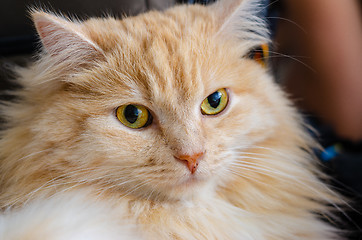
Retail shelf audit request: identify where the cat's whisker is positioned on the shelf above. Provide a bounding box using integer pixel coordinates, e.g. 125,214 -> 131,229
231,158 -> 333,189
230,162 -> 312,185
227,145 -> 284,155
266,55 -> 310,60
236,145 -> 311,165
50,181 -> 89,199
224,168 -> 279,190
121,179 -> 153,199
230,162 -> 293,180
249,145 -> 299,155
51,171 -> 125,193
14,149 -> 51,163
20,170 -> 132,206
267,50 -> 316,72
230,150 -> 305,171
7,167 -> 104,207
234,156 -> 308,177
99,178 -> 154,201
231,163 -> 325,195
98,176 -> 145,194
232,151 -> 277,160
266,16 -> 307,34
145,184 -> 159,202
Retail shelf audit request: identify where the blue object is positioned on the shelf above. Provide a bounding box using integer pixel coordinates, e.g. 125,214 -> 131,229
320,144 -> 342,162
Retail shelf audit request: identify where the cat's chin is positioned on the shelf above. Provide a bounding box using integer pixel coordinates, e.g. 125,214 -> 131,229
162,174 -> 214,201
178,174 -> 206,187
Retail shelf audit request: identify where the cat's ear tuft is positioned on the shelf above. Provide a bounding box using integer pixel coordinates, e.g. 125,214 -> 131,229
31,10 -> 104,59
212,0 -> 269,44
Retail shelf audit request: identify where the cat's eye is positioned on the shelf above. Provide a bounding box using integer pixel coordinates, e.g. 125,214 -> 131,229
247,44 -> 269,67
201,88 -> 228,115
116,104 -> 152,129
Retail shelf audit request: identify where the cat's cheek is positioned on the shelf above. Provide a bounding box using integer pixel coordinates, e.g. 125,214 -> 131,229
81,115 -> 157,162
226,95 -> 276,141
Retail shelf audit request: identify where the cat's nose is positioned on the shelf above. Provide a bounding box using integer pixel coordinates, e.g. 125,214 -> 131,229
175,152 -> 204,174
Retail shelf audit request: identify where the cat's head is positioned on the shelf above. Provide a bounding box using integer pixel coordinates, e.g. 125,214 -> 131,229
4,0 -> 311,203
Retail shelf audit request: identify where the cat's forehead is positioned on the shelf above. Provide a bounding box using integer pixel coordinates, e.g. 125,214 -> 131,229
84,7 -> 232,105
85,6 -> 217,56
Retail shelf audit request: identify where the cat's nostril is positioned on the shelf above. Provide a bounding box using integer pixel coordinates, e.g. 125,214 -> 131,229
174,152 -> 204,174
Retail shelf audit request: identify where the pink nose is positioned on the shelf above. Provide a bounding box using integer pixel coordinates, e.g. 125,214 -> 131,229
175,152 -> 204,174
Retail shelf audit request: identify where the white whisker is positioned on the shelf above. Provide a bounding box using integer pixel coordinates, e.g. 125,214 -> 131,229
268,50 -> 316,72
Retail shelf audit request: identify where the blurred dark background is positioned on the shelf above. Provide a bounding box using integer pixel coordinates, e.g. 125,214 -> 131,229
0,0 -> 176,56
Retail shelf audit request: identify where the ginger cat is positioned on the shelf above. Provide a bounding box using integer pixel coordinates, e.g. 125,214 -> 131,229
0,0 -> 342,239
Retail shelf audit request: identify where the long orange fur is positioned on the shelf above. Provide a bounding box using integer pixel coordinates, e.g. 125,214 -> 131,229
0,0 -> 342,239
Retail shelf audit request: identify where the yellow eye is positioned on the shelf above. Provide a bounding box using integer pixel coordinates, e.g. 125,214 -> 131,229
116,104 -> 152,129
201,88 -> 229,115
247,43 -> 269,67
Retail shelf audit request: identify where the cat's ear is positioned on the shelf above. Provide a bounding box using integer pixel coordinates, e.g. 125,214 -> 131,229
211,0 -> 269,44
32,11 -> 104,59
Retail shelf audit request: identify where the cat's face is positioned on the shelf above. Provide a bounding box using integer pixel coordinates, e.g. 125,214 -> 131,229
69,33 -> 276,200
17,2 -> 290,202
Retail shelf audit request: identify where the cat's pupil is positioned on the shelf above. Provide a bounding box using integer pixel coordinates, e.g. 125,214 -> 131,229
208,91 -> 222,108
124,105 -> 140,123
